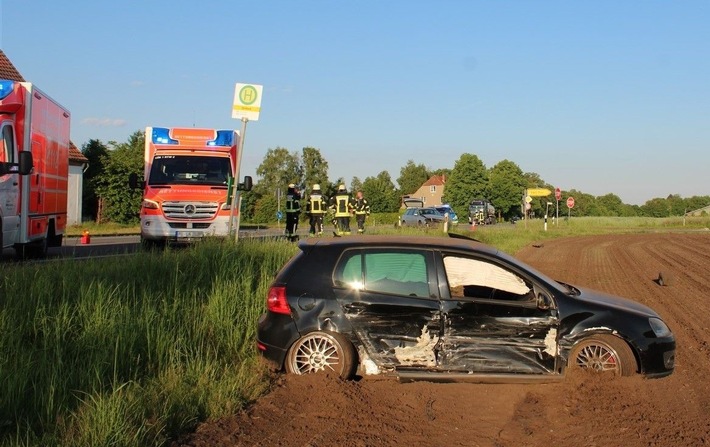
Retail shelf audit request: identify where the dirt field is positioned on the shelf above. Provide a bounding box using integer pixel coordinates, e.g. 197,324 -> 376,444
174,233 -> 710,447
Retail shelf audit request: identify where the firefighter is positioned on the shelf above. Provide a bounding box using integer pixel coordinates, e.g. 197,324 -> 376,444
284,183 -> 301,239
330,184 -> 353,235
306,184 -> 327,235
353,190 -> 370,233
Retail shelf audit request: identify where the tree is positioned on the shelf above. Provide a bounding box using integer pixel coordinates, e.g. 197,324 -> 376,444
595,193 -> 626,217
94,131 -> 144,224
350,176 -> 363,195
488,160 -> 526,219
81,139 -> 109,221
397,160 -> 430,196
362,171 -> 399,213
254,147 -> 302,196
301,147 -> 329,191
442,153 -> 489,217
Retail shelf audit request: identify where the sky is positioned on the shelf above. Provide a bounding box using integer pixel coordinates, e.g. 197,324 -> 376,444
1,0 -> 708,205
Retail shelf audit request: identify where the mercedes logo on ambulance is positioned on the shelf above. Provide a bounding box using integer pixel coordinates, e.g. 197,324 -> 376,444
184,204 -> 196,215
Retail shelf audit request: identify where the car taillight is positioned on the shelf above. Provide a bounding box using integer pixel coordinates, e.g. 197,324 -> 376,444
267,286 -> 290,315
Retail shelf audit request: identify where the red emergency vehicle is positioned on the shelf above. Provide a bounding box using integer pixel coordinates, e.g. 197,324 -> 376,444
133,126 -> 250,246
0,80 -> 70,258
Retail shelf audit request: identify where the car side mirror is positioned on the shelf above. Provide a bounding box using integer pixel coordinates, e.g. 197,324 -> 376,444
128,173 -> 144,189
237,175 -> 253,191
18,151 -> 33,175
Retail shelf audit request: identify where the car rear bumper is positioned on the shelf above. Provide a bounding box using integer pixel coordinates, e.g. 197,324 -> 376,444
256,312 -> 300,369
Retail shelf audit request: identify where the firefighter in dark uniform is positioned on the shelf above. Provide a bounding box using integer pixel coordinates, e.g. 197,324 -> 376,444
329,184 -> 353,235
306,184 -> 327,235
353,190 -> 370,233
284,183 -> 301,239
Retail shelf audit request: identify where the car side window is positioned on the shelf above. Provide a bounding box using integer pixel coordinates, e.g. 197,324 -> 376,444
0,124 -> 14,164
334,250 -> 431,297
443,255 -> 534,303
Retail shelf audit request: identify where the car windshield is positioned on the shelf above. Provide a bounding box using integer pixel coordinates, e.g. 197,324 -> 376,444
148,155 -> 231,186
421,209 -> 442,216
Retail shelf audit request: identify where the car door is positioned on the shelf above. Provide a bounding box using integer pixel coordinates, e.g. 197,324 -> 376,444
438,252 -> 559,374
0,122 -> 20,247
332,248 -> 442,371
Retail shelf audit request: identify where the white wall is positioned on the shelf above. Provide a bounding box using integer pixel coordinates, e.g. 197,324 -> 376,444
68,165 -> 84,225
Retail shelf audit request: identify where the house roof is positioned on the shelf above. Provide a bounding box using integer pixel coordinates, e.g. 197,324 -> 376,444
421,175 -> 446,187
0,50 -> 25,82
69,142 -> 88,164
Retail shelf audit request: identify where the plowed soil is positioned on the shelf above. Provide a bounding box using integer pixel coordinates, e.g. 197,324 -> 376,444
174,233 -> 710,447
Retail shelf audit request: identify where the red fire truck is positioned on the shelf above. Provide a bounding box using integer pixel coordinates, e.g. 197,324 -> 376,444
0,80 -> 70,258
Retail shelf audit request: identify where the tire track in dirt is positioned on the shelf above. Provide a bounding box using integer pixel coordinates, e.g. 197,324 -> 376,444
513,233 -> 710,446
175,234 -> 710,447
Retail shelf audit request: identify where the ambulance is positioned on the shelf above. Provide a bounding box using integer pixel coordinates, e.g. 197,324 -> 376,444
132,126 -> 250,246
0,80 -> 70,258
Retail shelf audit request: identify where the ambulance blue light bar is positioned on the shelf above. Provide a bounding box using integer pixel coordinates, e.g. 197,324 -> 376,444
206,131 -> 234,147
0,81 -> 15,100
151,127 -> 178,144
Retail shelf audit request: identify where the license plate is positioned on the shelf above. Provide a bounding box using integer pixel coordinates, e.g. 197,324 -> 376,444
175,231 -> 202,239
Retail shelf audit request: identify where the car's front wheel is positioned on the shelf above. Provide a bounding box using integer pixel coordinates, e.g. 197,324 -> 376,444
285,331 -> 357,379
569,335 -> 637,376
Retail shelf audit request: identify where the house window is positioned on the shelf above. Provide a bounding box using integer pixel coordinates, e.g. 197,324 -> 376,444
430,185 -> 436,193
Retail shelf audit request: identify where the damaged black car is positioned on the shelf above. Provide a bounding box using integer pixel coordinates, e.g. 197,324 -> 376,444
256,235 -> 675,382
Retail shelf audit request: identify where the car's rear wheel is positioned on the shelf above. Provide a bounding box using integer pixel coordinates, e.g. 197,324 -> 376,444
285,331 -> 357,379
569,335 -> 636,376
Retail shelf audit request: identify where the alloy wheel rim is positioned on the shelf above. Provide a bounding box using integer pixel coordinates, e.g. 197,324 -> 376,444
292,335 -> 341,374
575,343 -> 619,373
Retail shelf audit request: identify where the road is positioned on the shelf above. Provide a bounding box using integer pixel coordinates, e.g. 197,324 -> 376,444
0,230 -> 292,262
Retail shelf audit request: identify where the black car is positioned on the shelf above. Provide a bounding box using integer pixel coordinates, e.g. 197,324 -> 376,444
257,235 -> 675,381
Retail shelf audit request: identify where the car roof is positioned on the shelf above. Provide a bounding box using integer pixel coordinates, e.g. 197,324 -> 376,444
298,234 -> 499,256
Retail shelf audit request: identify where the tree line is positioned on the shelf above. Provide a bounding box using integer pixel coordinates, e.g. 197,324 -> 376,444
79,130 -> 710,224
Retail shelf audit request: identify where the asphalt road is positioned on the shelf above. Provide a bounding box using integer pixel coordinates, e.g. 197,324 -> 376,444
0,230 -> 291,262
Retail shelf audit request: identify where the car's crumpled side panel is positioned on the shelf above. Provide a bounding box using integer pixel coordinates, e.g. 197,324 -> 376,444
439,313 -> 559,373
336,291 -> 442,371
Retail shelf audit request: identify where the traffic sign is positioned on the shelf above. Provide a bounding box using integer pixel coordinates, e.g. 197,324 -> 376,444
525,203 -> 531,211
555,187 -> 561,201
276,210 -> 283,220
528,188 -> 552,197
232,83 -> 263,121
525,196 -> 533,203
567,197 -> 575,209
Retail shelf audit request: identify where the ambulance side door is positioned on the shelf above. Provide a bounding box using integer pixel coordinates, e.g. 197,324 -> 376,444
0,122 -> 20,247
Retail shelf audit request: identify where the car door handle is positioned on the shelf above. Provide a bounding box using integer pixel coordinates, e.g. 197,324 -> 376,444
344,302 -> 367,311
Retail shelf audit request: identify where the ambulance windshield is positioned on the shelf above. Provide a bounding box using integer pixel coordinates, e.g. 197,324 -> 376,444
148,155 -> 231,186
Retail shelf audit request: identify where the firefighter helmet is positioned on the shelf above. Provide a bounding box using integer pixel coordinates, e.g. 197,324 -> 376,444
312,184 -> 321,191
338,184 -> 346,192
288,183 -> 295,188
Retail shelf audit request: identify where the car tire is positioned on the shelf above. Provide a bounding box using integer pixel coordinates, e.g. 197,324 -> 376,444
569,334 -> 636,376
285,331 -> 357,379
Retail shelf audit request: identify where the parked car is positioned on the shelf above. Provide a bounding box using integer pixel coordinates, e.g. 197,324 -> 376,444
257,235 -> 675,381
434,205 -> 459,225
400,207 -> 445,226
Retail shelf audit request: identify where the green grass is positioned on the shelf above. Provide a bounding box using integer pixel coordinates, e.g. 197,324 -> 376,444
0,239 -> 297,446
5,215 -> 709,445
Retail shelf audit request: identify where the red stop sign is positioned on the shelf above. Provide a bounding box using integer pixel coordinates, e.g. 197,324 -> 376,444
566,197 -> 575,209
555,187 -> 561,201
